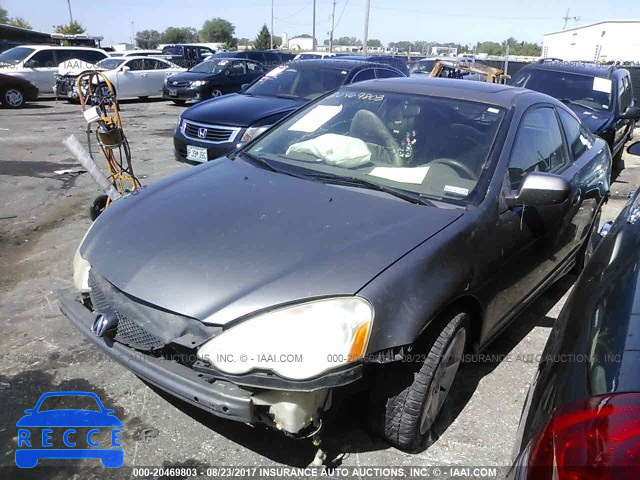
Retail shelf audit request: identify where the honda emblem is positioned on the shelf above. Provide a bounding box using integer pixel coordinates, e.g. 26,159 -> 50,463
197,128 -> 208,139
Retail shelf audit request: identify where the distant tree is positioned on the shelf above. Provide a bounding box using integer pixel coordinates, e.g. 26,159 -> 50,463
254,24 -> 271,50
272,35 -> 282,48
335,36 -> 360,46
54,20 -> 86,35
475,41 -> 503,55
0,7 -> 9,23
238,37 -> 252,47
159,27 -> 198,44
367,39 -> 382,48
388,40 -> 413,52
199,18 -> 235,43
135,29 -> 161,49
323,39 -> 330,46
7,17 -> 31,29
222,37 -> 238,50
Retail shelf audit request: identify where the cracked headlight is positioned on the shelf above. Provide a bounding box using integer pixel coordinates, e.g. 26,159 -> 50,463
197,297 -> 374,380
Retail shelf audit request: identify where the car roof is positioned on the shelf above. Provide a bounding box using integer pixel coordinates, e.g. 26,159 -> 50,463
343,77 -> 541,108
522,61 -> 616,78
291,58 -> 398,70
120,56 -> 171,62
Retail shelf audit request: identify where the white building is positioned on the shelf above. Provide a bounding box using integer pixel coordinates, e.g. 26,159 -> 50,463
285,35 -> 315,51
543,20 -> 640,62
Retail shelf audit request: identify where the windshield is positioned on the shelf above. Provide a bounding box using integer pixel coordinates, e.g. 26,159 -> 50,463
245,65 -> 347,100
247,90 -> 505,204
411,60 -> 435,74
0,47 -> 35,65
95,58 -> 126,70
162,46 -> 182,55
189,59 -> 230,74
511,69 -> 613,111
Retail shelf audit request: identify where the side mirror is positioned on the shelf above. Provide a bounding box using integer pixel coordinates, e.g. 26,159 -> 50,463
628,141 -> 640,157
505,172 -> 571,208
224,69 -> 230,76
121,66 -> 131,73
240,83 -> 249,91
23,59 -> 37,68
618,106 -> 640,120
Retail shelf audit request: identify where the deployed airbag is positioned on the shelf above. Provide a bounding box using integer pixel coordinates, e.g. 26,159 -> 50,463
286,133 -> 371,167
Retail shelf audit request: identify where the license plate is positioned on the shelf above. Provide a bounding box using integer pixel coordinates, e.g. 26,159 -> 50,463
186,145 -> 208,162
169,89 -> 177,96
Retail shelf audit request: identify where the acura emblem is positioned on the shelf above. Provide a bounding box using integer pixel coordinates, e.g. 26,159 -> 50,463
91,312 -> 118,337
198,127 -> 208,139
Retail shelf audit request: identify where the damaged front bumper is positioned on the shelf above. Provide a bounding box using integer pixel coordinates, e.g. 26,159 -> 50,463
58,288 -> 360,435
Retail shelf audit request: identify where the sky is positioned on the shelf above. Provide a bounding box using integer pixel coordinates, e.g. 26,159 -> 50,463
2,0 -> 639,48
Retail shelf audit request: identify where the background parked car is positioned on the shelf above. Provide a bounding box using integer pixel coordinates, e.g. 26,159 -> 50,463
63,78 -> 610,453
108,50 -> 162,58
410,56 -> 473,76
510,144 -> 640,479
338,55 -> 410,76
55,56 -> 184,101
0,72 -> 38,108
0,45 -> 108,94
163,57 -> 264,105
159,44 -> 215,69
173,59 -> 405,163
206,50 -> 284,70
510,61 -> 640,176
293,52 -> 337,60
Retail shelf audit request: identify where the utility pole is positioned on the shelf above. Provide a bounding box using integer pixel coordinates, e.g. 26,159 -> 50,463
312,0 -> 317,51
270,0 -> 274,49
131,21 -> 135,46
66,0 -> 74,24
562,9 -> 580,30
329,0 -> 336,53
363,0 -> 370,55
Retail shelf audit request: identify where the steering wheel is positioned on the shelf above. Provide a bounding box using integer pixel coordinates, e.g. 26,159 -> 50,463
430,158 -> 478,180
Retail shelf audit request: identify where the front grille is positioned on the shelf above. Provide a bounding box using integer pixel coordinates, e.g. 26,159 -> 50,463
170,80 -> 190,87
87,271 -> 221,352
114,311 -> 164,350
183,121 -> 240,144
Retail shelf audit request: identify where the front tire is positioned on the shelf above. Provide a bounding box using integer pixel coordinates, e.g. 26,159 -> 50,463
369,311 -> 469,451
2,87 -> 26,108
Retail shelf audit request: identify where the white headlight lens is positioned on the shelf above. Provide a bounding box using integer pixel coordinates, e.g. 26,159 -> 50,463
197,297 -> 374,380
191,80 -> 208,87
240,125 -> 270,143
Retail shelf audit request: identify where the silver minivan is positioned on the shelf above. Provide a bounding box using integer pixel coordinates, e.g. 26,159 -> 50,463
0,45 -> 108,94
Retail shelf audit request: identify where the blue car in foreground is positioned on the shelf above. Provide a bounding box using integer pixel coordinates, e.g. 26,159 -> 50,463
15,391 -> 123,468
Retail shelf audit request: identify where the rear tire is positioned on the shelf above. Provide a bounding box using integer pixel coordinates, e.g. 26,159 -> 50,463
368,311 -> 469,451
1,87 -> 25,108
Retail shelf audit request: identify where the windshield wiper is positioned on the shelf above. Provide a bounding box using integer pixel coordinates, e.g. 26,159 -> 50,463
303,172 -> 434,206
560,98 -> 598,111
274,93 -> 300,100
231,151 -> 278,172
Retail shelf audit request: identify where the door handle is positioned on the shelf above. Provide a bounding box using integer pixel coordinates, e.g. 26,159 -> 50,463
140,73 -> 147,77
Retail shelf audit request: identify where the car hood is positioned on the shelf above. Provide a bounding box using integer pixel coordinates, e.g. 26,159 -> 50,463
81,159 -> 462,325
16,411 -> 122,427
181,93 -> 305,127
566,104 -> 612,133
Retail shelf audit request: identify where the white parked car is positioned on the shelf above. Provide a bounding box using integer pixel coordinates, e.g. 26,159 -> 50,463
0,45 -> 108,95
108,50 -> 162,58
54,56 -> 185,101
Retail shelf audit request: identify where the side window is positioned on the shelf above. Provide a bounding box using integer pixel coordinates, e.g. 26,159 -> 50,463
245,52 -> 260,63
230,60 -> 246,75
126,59 -> 144,71
619,76 -> 632,113
55,49 -> 82,63
144,59 -> 166,70
85,51 -> 107,63
375,68 -> 401,79
508,107 -> 569,190
28,49 -> 55,68
352,68 -> 376,83
247,61 -> 262,72
557,109 -> 590,160
263,53 -> 279,67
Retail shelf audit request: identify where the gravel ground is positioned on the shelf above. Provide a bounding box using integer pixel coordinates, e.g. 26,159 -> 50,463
1,98 -> 638,479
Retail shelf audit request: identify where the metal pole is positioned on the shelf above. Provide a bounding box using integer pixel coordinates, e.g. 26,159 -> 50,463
363,0 -> 370,55
66,0 -> 74,24
131,22 -> 135,46
270,0 -> 274,49
312,0 -> 316,51
329,0 -> 336,53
